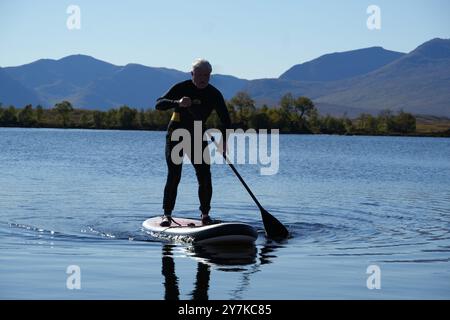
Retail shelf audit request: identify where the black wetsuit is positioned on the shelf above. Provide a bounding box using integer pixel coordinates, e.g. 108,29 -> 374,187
155,80 -> 231,216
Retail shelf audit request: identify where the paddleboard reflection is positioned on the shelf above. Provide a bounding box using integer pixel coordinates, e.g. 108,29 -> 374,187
184,243 -> 258,268
160,241 -> 282,300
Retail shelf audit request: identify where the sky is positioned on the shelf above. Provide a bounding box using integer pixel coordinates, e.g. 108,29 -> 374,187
0,0 -> 449,79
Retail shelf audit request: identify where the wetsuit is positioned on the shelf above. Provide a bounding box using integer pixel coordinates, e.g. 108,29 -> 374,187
155,80 -> 231,216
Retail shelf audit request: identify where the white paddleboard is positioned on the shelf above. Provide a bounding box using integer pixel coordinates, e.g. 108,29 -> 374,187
142,217 -> 258,244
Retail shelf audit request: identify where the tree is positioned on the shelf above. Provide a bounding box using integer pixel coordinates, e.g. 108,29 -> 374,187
320,115 -> 346,135
139,109 -> 146,129
80,113 -> 91,128
205,110 -> 221,129
266,108 -> 284,130
306,108 -> 321,133
0,106 -> 18,126
36,105 -> 44,124
54,101 -> 74,127
393,111 -> 416,134
377,109 -> 395,133
342,116 -> 354,134
249,110 -> 270,130
144,109 -> 156,129
261,104 -> 269,113
278,93 -> 295,132
150,109 -> 171,130
229,91 -> 255,127
18,104 -> 36,127
226,102 -> 237,123
117,105 -> 137,129
294,96 -> 315,119
356,113 -> 378,134
93,111 -> 104,129
280,93 -> 294,113
277,94 -> 317,133
105,109 -> 118,128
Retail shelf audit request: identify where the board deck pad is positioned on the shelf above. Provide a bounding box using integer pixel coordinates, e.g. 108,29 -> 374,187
142,216 -> 258,244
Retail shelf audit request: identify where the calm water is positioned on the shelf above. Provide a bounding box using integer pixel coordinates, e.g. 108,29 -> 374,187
1,128 -> 449,299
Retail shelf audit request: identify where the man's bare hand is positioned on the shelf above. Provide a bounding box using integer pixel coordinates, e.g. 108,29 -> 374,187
178,97 -> 192,108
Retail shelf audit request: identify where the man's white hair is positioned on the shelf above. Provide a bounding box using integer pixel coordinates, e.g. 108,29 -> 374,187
192,59 -> 212,72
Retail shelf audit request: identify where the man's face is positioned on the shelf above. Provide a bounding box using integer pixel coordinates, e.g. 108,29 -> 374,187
191,67 -> 211,89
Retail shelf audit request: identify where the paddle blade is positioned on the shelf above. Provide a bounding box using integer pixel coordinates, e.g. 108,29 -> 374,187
261,208 -> 289,239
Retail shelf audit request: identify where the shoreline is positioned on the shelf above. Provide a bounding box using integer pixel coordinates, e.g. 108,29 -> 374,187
1,125 -> 449,138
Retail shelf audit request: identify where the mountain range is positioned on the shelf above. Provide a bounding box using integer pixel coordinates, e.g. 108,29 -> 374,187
1,38 -> 449,117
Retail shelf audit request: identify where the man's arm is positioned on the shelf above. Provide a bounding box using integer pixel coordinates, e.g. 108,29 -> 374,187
214,91 -> 232,128
214,91 -> 232,152
155,98 -> 179,111
155,83 -> 181,110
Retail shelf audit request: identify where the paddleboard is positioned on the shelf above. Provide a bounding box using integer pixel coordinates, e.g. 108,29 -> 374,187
142,217 -> 258,244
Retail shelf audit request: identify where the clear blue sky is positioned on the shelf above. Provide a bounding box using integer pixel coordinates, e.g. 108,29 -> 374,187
1,0 -> 449,79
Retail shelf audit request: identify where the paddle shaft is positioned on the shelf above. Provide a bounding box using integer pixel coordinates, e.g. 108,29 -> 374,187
210,136 -> 264,211
209,134 -> 289,239
224,157 -> 264,211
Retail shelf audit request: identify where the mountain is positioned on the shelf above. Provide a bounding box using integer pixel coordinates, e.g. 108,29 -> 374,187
0,67 -> 42,107
280,47 -> 405,82
73,64 -> 188,110
73,66 -> 249,110
314,38 -> 450,116
243,38 -> 450,116
4,55 -> 120,107
244,47 -> 407,114
209,75 -> 250,100
2,55 -> 249,110
1,38 -> 449,116
5,55 -> 119,88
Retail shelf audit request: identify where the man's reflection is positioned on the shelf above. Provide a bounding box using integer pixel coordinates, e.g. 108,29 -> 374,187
191,262 -> 210,300
161,241 -> 282,300
161,244 -> 180,300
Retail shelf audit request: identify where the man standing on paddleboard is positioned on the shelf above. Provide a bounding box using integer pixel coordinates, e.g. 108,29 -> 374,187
155,59 -> 231,227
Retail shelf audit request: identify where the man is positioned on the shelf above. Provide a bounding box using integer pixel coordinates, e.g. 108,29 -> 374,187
155,59 -> 231,227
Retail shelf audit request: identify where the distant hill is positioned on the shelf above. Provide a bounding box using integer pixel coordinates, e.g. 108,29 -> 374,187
244,38 -> 450,116
280,47 -> 405,82
2,55 -> 249,110
4,55 -> 119,108
314,38 -> 450,116
1,38 -> 449,116
0,67 -> 42,107
71,63 -> 188,110
209,75 -> 250,101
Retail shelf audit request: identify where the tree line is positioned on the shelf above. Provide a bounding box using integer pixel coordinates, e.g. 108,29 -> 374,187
0,92 -> 417,135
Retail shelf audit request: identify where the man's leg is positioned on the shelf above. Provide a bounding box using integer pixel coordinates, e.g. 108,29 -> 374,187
162,134 -> 183,226
194,162 -> 212,217
193,141 -> 212,224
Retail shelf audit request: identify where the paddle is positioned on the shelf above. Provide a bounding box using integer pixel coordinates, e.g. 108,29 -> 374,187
208,134 -> 289,239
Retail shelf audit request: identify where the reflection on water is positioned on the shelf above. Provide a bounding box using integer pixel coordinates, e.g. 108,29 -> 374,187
161,245 -> 181,300
185,243 -> 258,268
160,241 -> 282,300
